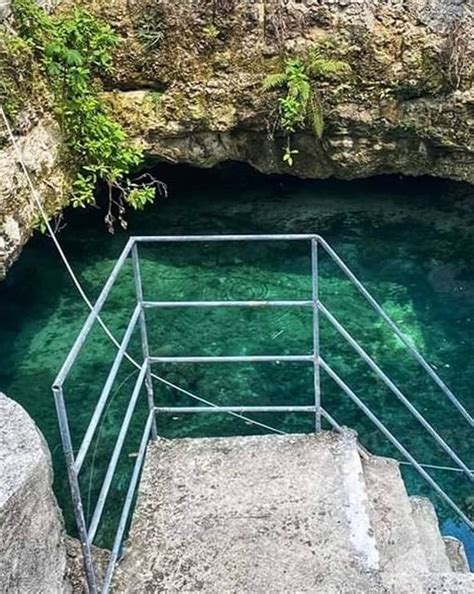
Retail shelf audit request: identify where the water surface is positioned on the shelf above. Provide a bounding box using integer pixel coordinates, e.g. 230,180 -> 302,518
0,164 -> 472,558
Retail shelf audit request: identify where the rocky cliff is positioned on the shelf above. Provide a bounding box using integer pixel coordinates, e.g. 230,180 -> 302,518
0,0 -> 473,277
0,392 -> 70,593
100,0 -> 473,182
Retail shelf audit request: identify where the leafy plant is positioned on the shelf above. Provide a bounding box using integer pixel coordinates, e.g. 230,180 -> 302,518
283,146 -> 299,167
0,33 -> 36,118
263,45 -> 350,165
137,12 -> 165,50
149,90 -> 164,106
10,0 -> 165,226
203,24 -> 220,40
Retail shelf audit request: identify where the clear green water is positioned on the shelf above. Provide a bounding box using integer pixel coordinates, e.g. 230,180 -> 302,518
0,164 -> 473,560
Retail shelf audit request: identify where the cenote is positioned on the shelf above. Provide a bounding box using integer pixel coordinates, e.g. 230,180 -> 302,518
0,164 -> 473,563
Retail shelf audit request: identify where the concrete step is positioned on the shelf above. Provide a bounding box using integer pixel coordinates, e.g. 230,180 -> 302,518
443,536 -> 470,572
112,432 -> 473,593
113,432 -> 380,593
384,572 -> 474,593
362,455 -> 429,574
410,496 -> 452,573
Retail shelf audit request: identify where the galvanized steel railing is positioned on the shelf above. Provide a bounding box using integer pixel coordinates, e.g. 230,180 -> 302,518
52,234 -> 473,594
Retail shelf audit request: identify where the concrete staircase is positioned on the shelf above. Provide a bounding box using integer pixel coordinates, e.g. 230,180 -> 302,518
113,431 -> 472,593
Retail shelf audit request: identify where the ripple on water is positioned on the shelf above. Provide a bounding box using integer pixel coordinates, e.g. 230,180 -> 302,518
0,167 -> 472,553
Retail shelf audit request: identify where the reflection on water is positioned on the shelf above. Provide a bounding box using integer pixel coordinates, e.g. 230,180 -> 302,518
0,164 -> 472,558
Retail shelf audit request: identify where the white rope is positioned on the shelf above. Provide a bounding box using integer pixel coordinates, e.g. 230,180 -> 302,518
3,107 -> 471,477
0,105 -> 285,436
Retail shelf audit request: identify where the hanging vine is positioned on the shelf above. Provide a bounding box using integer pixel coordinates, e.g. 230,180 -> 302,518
7,0 -> 166,230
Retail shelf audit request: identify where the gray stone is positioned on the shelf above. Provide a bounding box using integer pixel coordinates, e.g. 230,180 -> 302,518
113,432 -> 382,593
410,496 -> 452,573
0,392 -> 69,594
0,116 -> 67,279
112,431 -> 473,592
444,535 -> 471,573
362,455 -> 429,574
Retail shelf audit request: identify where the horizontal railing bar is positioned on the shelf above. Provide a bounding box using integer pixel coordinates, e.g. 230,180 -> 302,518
132,234 -> 320,242
317,236 -> 473,427
101,410 -> 154,594
53,238 -> 135,389
155,405 -> 316,413
319,301 -> 473,481
398,460 -> 473,474
74,305 -> 142,474
150,355 -> 315,364
152,375 -> 287,435
87,363 -> 147,545
320,358 -> 474,531
143,300 -> 313,309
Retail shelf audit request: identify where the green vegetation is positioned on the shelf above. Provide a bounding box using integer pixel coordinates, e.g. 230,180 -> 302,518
263,45 -> 350,166
149,90 -> 164,107
137,12 -> 165,50
0,31 -> 42,120
203,24 -> 220,41
2,0 -> 163,224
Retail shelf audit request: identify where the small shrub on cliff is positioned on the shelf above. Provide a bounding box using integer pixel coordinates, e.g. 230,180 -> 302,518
137,12 -> 166,50
0,33 -> 37,119
8,0 -> 164,228
203,24 -> 220,41
263,44 -> 350,166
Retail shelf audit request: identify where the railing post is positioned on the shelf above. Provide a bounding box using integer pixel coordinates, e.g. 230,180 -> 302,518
311,237 -> 322,432
131,243 -> 158,440
52,386 -> 98,594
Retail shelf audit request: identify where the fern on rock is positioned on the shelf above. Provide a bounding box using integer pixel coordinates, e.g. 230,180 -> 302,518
263,45 -> 350,166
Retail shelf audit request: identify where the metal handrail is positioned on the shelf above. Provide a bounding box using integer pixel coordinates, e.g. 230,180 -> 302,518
320,358 -> 473,530
74,304 -> 141,473
87,362 -> 147,543
52,234 -> 473,594
54,238 -> 134,388
319,301 -> 473,481
317,236 -> 473,427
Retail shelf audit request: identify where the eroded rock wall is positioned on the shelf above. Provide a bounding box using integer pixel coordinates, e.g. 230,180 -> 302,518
0,0 -> 473,278
0,392 -> 70,593
96,0 -> 473,182
0,0 -> 70,279
0,116 -> 69,278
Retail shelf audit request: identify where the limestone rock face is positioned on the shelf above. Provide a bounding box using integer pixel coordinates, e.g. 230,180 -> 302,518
94,0 -> 473,182
0,392 -> 70,594
0,0 -> 473,278
0,115 -> 69,278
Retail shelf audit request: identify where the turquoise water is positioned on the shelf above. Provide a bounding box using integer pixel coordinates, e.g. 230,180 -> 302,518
0,164 -> 473,558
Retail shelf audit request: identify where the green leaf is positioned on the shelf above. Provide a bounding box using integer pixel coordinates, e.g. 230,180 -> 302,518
308,96 -> 324,139
307,58 -> 351,80
262,72 -> 287,91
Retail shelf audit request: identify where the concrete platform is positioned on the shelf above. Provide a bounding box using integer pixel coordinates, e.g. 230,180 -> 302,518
112,431 -> 473,593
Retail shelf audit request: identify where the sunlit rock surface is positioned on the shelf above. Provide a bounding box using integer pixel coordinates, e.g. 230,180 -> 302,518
0,392 -> 70,593
97,0 -> 473,182
0,0 -> 472,278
